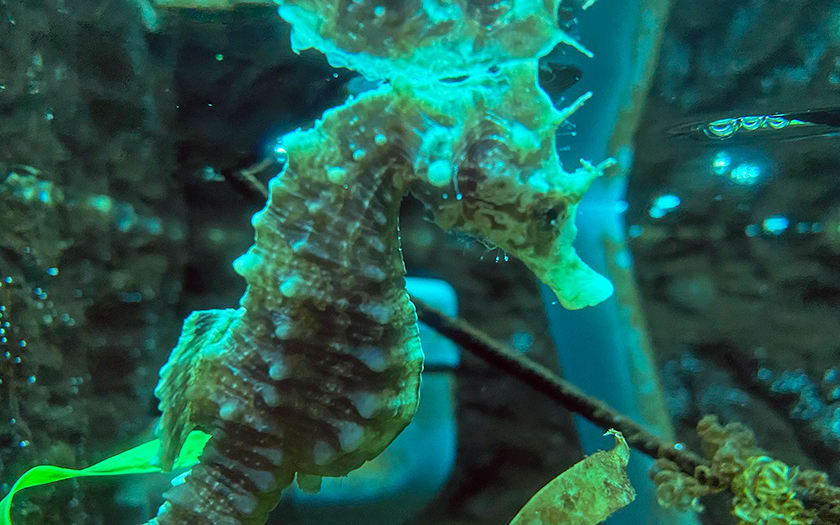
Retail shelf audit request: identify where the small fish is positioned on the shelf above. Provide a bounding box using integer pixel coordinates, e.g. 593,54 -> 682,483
668,108 -> 840,143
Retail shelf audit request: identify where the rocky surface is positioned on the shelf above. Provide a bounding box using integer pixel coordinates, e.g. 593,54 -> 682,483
1,0 -> 183,521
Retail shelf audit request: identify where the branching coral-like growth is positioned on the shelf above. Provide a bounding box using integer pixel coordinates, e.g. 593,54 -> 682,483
149,2 -> 612,523
652,415 -> 829,525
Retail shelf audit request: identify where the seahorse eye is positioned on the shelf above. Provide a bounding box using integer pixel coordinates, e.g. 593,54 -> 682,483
539,205 -> 564,229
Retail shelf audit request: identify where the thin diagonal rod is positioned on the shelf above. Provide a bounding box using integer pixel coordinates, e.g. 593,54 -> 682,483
409,296 -> 840,523
409,295 -> 712,482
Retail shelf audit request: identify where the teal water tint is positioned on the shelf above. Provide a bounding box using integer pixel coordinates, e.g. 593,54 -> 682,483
541,0 -> 693,524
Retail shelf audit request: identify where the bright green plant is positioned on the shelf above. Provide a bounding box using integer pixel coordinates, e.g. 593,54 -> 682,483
0,431 -> 210,525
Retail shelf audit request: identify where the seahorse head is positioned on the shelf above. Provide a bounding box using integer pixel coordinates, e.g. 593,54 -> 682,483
276,0 -> 612,309
396,62 -> 614,310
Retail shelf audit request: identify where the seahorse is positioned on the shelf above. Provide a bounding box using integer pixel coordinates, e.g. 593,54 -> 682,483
148,1 -> 613,523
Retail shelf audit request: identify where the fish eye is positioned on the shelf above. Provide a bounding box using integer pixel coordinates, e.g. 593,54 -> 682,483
704,118 -> 738,139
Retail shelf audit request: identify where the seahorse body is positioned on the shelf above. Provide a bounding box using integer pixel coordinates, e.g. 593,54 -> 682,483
149,2 -> 613,524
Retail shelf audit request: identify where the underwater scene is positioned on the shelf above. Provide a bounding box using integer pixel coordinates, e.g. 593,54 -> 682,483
1,0 -> 839,524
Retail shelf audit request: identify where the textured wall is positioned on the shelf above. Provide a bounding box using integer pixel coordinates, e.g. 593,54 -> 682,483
0,0 -> 183,522
629,1 -> 840,523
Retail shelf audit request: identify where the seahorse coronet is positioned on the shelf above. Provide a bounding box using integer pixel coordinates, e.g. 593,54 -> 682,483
149,1 -> 612,523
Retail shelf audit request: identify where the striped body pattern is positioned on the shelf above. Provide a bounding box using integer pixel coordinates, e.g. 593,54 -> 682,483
149,1 -> 612,523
